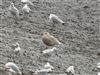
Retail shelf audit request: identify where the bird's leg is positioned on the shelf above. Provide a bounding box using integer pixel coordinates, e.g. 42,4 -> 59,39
22,11 -> 25,19
8,72 -> 12,75
8,72 -> 10,75
52,22 -> 55,27
50,22 -> 55,31
23,13 -> 28,20
12,72 -> 14,75
24,13 -> 26,18
12,15 -> 18,24
44,45 -> 49,49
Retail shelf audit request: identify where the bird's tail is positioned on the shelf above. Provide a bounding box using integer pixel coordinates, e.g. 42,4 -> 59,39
56,40 -> 62,45
62,22 -> 65,25
18,71 -> 22,75
58,41 -> 62,44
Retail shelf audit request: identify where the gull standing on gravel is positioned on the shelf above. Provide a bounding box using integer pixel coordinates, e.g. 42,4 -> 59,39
66,66 -> 76,75
42,32 -> 62,48
49,14 -> 65,25
21,0 -> 33,5
96,63 -> 100,69
9,2 -> 19,19
95,63 -> 100,75
36,62 -> 54,73
44,62 -> 54,70
42,47 -> 57,54
11,42 -> 21,52
5,62 -> 22,75
22,4 -> 31,13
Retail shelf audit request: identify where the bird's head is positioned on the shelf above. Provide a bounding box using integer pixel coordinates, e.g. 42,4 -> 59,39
42,32 -> 50,36
16,42 -> 20,47
10,2 -> 14,7
5,66 -> 10,71
11,2 -> 14,5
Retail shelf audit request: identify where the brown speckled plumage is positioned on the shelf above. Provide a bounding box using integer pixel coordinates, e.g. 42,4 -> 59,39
42,32 -> 61,46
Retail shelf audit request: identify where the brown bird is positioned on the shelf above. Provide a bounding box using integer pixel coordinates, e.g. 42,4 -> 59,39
42,32 -> 62,48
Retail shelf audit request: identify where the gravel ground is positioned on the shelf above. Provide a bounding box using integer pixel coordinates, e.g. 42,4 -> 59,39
0,0 -> 100,75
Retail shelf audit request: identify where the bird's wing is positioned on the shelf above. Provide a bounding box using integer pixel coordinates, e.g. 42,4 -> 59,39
10,64 -> 21,74
50,36 -> 61,44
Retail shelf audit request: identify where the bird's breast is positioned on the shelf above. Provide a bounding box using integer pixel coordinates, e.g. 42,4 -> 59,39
42,36 -> 56,46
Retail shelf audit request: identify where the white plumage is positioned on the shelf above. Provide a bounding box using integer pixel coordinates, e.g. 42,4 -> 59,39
35,62 -> 54,73
22,4 -> 31,13
49,14 -> 65,25
98,72 -> 100,75
5,62 -> 22,74
66,66 -> 75,75
11,42 -> 21,52
42,47 -> 57,54
44,62 -> 54,70
96,63 -> 100,69
9,2 -> 19,19
95,63 -> 100,75
21,0 -> 33,5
